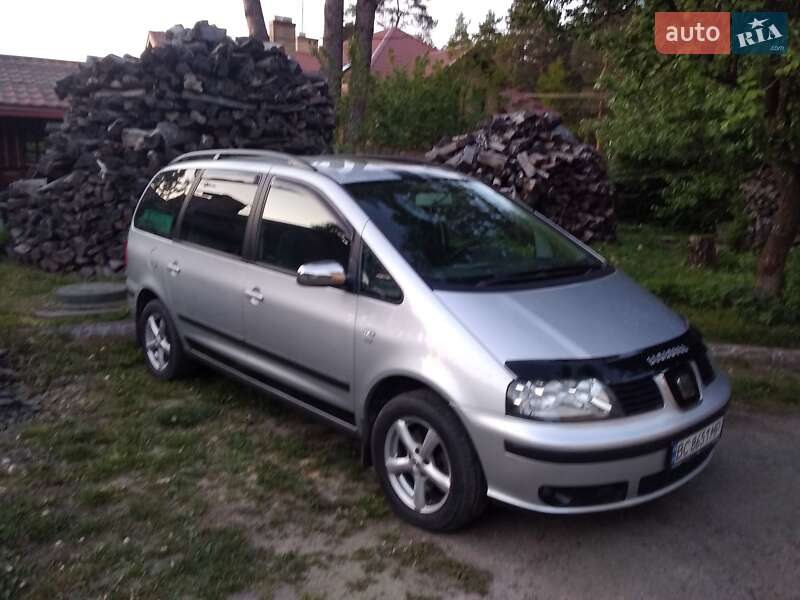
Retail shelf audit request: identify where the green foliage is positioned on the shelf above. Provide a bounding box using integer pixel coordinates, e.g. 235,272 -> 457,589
377,0 -> 437,43
537,57 -> 569,92
476,10 -> 503,43
595,1 -> 800,231
506,0 -> 570,88
448,12 -> 471,49
344,58 -> 486,152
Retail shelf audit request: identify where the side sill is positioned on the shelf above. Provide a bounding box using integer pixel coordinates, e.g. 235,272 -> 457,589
187,344 -> 360,437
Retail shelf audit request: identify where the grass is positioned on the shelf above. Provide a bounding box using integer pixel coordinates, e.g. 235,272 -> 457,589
0,258 -> 491,598
596,224 -> 800,348
725,359 -> 800,409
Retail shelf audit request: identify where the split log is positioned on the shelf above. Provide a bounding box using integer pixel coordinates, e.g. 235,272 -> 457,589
426,111 -> 615,243
5,21 -> 335,276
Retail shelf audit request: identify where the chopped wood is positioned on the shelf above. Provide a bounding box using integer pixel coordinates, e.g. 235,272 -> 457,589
5,21 -> 335,276
426,110 -> 615,243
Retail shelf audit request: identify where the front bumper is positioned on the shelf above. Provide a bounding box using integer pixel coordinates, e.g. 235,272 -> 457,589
464,371 -> 731,514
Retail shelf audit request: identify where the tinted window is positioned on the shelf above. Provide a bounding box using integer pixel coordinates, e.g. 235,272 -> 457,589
361,245 -> 402,303
179,170 -> 260,256
345,178 -> 604,289
258,180 -> 350,272
133,169 -> 196,237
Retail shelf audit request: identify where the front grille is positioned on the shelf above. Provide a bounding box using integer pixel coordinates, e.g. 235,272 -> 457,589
506,330 -> 717,420
695,353 -> 716,386
637,447 -> 714,496
611,377 -> 664,416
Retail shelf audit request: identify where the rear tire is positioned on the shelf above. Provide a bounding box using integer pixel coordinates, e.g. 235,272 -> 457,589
137,299 -> 192,380
371,389 -> 487,532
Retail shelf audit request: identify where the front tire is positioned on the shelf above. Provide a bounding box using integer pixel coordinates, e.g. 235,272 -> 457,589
371,389 -> 487,531
137,299 -> 191,380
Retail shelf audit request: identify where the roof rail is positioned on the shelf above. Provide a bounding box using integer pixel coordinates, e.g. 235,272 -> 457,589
170,149 -> 315,170
336,154 -> 433,167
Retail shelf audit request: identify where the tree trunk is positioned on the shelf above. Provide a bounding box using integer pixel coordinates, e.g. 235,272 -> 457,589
243,0 -> 270,41
345,0 -> 379,146
688,234 -> 718,268
323,0 -> 344,102
755,162 -> 800,298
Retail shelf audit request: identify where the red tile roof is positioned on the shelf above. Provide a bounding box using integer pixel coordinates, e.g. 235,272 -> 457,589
344,28 -> 456,77
0,54 -> 79,118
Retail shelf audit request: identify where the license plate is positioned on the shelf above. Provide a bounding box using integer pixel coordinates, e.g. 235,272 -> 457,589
670,417 -> 724,468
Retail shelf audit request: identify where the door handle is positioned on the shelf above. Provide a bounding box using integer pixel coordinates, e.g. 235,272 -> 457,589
245,287 -> 264,304
167,261 -> 181,276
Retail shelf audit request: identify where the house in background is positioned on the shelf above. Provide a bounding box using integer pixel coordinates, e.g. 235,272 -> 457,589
343,27 -> 458,78
257,18 -> 459,78
267,16 -> 321,74
0,54 -> 79,188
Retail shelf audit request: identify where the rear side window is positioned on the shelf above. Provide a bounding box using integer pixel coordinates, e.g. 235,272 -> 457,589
133,169 -> 196,237
257,179 -> 350,272
178,170 -> 260,256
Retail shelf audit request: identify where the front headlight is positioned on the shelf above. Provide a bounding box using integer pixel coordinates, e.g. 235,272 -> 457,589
506,378 -> 617,421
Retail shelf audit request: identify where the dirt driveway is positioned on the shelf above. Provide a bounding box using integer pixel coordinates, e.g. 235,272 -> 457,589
433,407 -> 800,599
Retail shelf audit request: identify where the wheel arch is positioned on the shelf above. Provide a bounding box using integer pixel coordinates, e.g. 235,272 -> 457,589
134,288 -> 160,343
360,374 -> 460,467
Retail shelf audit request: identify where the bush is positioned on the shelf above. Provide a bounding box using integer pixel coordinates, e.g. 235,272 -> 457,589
340,58 -> 486,152
596,26 -> 762,231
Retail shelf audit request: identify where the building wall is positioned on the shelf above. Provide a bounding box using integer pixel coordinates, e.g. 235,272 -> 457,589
269,18 -> 297,57
297,35 -> 318,55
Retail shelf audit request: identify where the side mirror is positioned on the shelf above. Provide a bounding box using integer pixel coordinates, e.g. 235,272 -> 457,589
297,260 -> 347,287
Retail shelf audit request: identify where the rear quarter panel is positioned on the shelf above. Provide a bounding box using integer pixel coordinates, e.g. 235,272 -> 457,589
126,228 -> 173,318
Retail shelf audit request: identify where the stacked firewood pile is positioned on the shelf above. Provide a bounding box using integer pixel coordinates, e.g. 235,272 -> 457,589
6,21 -> 335,275
426,111 -> 615,242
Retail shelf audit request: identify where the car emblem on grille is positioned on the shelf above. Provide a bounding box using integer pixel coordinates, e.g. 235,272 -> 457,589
646,344 -> 690,367
675,371 -> 698,400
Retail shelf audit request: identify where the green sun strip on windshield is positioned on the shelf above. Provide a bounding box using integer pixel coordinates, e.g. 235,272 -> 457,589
136,209 -> 174,236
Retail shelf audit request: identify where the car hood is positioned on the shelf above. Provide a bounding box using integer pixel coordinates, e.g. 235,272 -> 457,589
434,270 -> 687,363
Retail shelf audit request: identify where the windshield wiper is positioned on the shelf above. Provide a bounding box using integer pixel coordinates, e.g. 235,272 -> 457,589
475,263 -> 604,288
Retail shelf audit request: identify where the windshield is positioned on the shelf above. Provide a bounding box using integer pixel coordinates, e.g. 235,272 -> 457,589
345,177 -> 606,289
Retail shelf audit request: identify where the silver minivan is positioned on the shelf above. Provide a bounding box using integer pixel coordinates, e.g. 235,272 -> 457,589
126,150 -> 730,531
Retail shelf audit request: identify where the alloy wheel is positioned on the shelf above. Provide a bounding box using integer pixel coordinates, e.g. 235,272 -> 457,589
384,417 -> 452,514
144,313 -> 171,372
